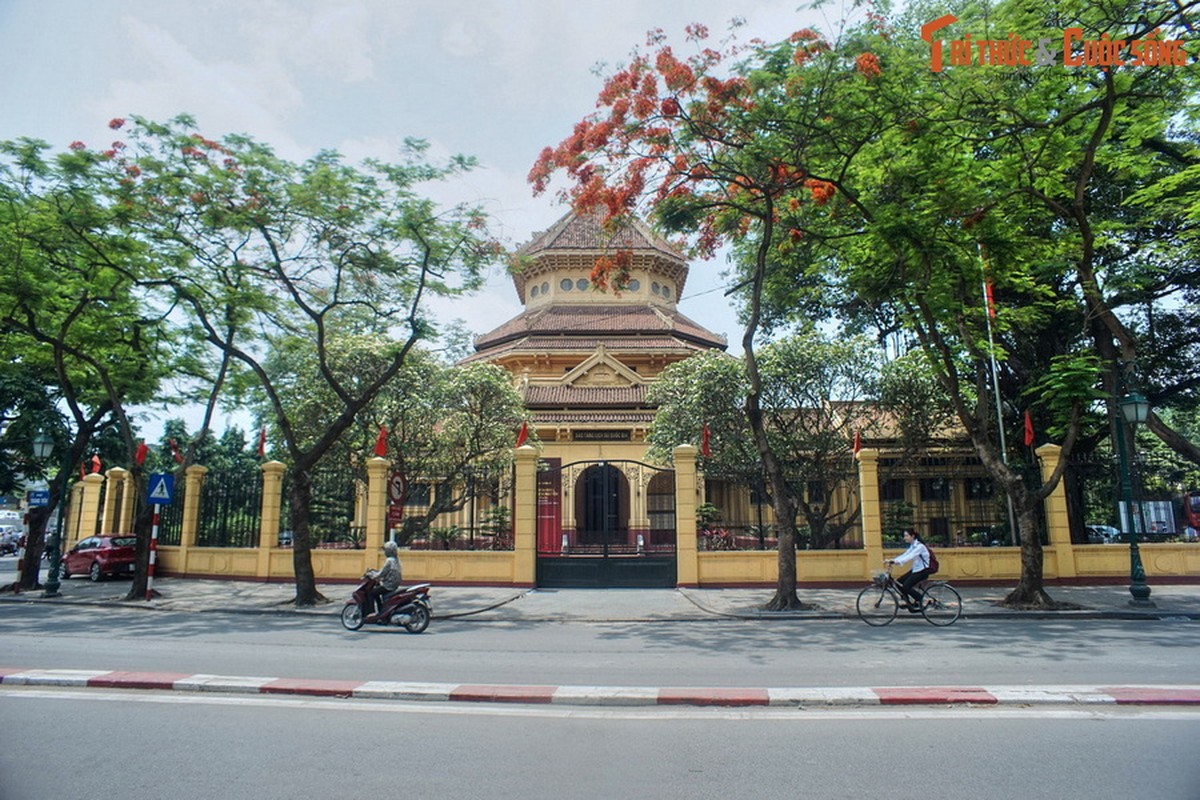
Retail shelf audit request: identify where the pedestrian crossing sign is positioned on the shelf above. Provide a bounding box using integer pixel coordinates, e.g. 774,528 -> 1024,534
148,473 -> 174,504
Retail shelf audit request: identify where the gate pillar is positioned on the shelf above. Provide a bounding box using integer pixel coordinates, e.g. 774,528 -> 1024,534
76,473 -> 106,543
100,467 -> 128,535
178,465 -> 207,575
364,457 -> 389,559
513,445 -> 538,587
674,445 -> 699,588
257,461 -> 286,579
857,448 -> 883,576
1037,444 -> 1076,578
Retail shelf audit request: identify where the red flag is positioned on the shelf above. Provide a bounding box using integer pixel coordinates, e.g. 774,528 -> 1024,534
256,427 -> 267,458
90,454 -> 101,474
853,430 -> 862,454
701,423 -> 711,457
985,282 -> 997,318
373,426 -> 388,457
1024,410 -> 1035,447
515,421 -> 529,448
169,438 -> 183,464
135,441 -> 149,466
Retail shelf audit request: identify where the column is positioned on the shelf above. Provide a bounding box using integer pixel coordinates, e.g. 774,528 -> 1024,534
674,445 -> 699,587
857,448 -> 884,576
1037,443 -> 1076,578
100,467 -> 127,535
512,445 -> 538,587
76,473 -> 106,542
65,481 -> 85,547
364,457 -> 389,556
178,465 -> 208,574
257,461 -> 286,579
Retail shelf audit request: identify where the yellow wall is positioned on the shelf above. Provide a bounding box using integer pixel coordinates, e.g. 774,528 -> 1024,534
134,444 -> 1200,587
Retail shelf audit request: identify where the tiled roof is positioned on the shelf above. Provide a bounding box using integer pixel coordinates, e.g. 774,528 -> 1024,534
524,384 -> 649,408
517,211 -> 684,262
473,304 -> 726,352
459,335 -> 711,363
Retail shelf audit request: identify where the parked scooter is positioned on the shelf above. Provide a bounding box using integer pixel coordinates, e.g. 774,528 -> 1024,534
340,575 -> 432,633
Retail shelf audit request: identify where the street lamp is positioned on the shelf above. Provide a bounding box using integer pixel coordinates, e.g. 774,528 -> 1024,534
32,432 -> 68,598
1116,391 -> 1153,607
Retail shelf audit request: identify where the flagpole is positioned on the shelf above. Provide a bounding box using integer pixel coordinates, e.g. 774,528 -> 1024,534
979,244 -> 1019,545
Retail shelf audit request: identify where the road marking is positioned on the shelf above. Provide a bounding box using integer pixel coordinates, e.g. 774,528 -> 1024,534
6,686 -> 1200,722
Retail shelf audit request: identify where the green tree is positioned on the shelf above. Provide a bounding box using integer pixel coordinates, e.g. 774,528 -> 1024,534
0,136 -> 169,594
108,117 -> 505,605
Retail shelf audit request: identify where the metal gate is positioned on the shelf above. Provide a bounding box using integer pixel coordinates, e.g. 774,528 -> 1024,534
535,459 -> 676,588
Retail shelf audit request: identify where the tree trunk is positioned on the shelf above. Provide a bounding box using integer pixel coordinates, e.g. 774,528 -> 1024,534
16,506 -> 49,591
124,499 -> 155,601
289,466 -> 326,607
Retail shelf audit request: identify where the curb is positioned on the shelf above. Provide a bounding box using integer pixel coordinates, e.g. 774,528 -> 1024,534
3,668 -> 1199,708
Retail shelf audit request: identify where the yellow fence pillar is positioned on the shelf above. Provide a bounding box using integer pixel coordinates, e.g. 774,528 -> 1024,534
65,481 -> 85,547
364,457 -> 389,559
674,445 -> 699,587
512,445 -> 538,587
178,465 -> 207,574
857,447 -> 883,577
257,461 -> 286,579
1037,443 -> 1076,578
76,473 -> 106,542
100,467 -> 128,535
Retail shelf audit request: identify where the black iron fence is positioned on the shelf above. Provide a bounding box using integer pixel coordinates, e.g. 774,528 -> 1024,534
196,468 -> 263,547
281,464 -> 363,548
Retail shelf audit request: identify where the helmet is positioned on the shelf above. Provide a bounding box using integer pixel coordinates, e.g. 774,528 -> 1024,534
383,541 -> 398,556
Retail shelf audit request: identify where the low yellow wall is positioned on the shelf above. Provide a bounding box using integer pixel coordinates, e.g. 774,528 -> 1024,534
695,544 -> 1200,587
156,546 -> 520,585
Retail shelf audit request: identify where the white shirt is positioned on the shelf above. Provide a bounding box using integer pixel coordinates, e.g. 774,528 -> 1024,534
893,540 -> 930,572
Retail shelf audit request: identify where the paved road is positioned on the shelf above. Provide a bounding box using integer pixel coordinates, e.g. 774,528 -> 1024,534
4,687 -> 1199,800
2,600 -> 1198,688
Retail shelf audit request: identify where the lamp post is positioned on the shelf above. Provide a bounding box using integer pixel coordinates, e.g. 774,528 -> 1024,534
1116,391 -> 1153,607
32,432 -> 67,598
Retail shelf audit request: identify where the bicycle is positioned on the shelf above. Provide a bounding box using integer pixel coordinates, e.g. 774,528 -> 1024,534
856,564 -> 962,626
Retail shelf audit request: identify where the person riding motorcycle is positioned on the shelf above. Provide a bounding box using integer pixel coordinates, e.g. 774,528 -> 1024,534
366,541 -> 402,616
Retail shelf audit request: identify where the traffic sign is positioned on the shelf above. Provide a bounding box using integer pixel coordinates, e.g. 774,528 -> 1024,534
27,490 -> 49,507
148,473 -> 174,504
388,472 -> 407,504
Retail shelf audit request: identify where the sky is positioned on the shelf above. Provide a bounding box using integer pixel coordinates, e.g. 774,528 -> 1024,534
0,0 -> 836,435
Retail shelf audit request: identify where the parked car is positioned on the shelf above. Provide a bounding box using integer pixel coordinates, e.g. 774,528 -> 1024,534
1086,524 -> 1120,544
61,535 -> 138,581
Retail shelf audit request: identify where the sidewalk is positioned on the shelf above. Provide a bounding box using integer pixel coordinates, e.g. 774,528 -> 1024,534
3,572 -> 1200,621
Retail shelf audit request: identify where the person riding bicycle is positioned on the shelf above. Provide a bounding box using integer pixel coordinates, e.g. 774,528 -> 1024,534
886,529 -> 933,613
366,540 -> 402,616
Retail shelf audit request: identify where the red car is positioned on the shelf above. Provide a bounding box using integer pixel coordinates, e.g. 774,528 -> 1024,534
61,535 -> 138,582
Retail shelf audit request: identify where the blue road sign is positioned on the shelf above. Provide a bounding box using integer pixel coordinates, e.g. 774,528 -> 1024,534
28,490 -> 50,507
147,473 -> 174,504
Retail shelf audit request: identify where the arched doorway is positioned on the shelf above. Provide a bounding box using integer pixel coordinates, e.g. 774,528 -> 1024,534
535,459 -> 676,588
576,464 -> 629,547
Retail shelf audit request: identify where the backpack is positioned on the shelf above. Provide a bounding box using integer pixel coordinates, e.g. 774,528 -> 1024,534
925,545 -> 939,574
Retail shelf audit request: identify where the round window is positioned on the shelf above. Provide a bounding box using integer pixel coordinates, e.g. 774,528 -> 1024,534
662,285 -> 672,299
560,278 -> 574,291
627,278 -> 641,291
530,284 -> 539,298
541,281 -> 549,294
576,278 -> 589,291
651,282 -> 661,295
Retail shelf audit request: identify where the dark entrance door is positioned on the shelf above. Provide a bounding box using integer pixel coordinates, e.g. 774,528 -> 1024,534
536,459 -> 676,588
580,464 -> 624,547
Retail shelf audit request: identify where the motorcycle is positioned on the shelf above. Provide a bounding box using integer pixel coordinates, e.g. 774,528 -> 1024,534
340,575 -> 432,633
